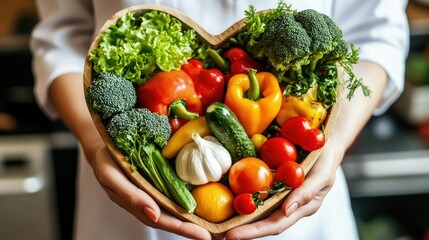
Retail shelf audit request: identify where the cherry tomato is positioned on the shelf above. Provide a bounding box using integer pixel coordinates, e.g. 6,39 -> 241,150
280,116 -> 325,151
233,193 -> 257,215
275,161 -> 305,189
229,157 -> 273,199
259,137 -> 297,169
168,118 -> 188,134
251,134 -> 268,153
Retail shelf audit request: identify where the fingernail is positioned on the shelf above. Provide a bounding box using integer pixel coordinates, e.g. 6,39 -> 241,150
144,207 -> 159,222
286,202 -> 299,217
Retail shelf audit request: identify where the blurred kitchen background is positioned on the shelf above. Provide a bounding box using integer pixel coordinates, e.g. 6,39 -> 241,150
0,1 -> 428,240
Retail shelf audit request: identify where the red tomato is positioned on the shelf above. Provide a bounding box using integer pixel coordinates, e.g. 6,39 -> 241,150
233,193 -> 257,215
259,137 -> 297,169
229,157 -> 273,199
280,116 -> 325,151
275,161 -> 305,189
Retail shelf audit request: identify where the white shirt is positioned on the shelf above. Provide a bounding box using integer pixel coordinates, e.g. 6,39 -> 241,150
30,1 -> 409,239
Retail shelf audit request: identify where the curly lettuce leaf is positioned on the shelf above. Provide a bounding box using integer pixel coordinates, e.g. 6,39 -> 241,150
90,11 -> 202,85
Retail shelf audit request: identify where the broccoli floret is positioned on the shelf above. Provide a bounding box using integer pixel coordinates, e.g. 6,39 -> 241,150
322,14 -> 344,42
237,2 -> 293,55
107,108 -> 172,199
86,72 -> 136,119
295,9 -> 337,71
256,12 -> 312,73
295,10 -> 333,50
107,108 -> 171,149
238,4 -> 345,74
236,2 -> 370,105
325,38 -> 349,62
105,108 -> 196,213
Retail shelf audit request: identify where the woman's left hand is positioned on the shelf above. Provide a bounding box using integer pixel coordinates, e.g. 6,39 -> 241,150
223,61 -> 387,240
224,139 -> 345,239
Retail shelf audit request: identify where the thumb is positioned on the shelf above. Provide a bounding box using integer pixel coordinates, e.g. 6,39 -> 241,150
282,183 -> 318,217
281,166 -> 332,217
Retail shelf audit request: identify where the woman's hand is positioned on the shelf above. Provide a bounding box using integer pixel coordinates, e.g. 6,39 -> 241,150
88,143 -> 212,240
49,73 -> 212,240
224,139 -> 345,239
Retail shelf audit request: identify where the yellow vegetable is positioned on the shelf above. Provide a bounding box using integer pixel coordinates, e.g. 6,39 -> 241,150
276,84 -> 327,129
251,134 -> 268,153
162,117 -> 211,159
224,70 -> 282,136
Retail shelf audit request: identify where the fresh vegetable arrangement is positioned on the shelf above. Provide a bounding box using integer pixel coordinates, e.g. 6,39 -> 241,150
85,2 -> 369,225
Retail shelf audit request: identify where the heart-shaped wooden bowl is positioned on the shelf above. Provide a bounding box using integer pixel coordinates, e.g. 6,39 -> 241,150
83,4 -> 343,237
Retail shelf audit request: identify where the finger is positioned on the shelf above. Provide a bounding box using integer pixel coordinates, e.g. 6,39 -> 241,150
281,156 -> 335,217
93,148 -> 161,219
103,186 -> 157,224
94,149 -> 212,239
106,189 -> 211,240
225,198 -> 322,239
156,213 -> 212,240
281,177 -> 331,217
225,210 -> 287,239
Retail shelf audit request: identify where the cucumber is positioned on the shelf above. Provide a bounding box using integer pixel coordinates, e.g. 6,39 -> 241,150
205,102 -> 256,162
152,150 -> 196,213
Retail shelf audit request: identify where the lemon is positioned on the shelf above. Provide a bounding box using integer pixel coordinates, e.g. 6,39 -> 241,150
191,182 -> 236,223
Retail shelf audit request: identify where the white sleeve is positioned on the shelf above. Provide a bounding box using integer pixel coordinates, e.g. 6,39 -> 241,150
332,0 -> 410,115
30,0 -> 94,119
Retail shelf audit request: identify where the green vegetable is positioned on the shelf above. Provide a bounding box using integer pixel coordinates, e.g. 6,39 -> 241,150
107,108 -> 196,213
89,10 -> 204,85
248,12 -> 312,74
205,102 -> 256,162
295,9 -> 341,71
235,2 -> 371,108
86,72 -> 136,119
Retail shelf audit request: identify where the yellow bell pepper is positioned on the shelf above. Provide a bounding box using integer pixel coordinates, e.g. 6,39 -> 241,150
162,116 -> 212,159
275,84 -> 327,129
224,69 -> 282,136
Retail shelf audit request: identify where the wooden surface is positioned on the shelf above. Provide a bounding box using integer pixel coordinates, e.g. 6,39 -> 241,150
83,4 -> 343,237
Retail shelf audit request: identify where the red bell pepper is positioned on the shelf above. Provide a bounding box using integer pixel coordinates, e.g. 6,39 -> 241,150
136,70 -> 202,133
181,59 -> 225,111
208,47 -> 265,81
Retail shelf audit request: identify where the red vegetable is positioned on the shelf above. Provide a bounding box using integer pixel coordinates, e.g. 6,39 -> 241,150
136,70 -> 202,133
274,161 -> 305,189
181,59 -> 225,111
223,47 -> 265,77
233,193 -> 262,215
280,116 -> 325,151
259,137 -> 297,169
228,157 -> 273,200
233,181 -> 288,215
208,47 -> 265,81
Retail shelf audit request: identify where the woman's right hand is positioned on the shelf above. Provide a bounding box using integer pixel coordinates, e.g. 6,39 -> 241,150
50,73 -> 212,240
89,144 -> 212,239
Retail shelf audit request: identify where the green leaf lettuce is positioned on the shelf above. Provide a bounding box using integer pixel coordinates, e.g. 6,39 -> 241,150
90,10 -> 202,85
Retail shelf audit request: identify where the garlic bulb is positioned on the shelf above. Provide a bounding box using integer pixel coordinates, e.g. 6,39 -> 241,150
175,133 -> 231,185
